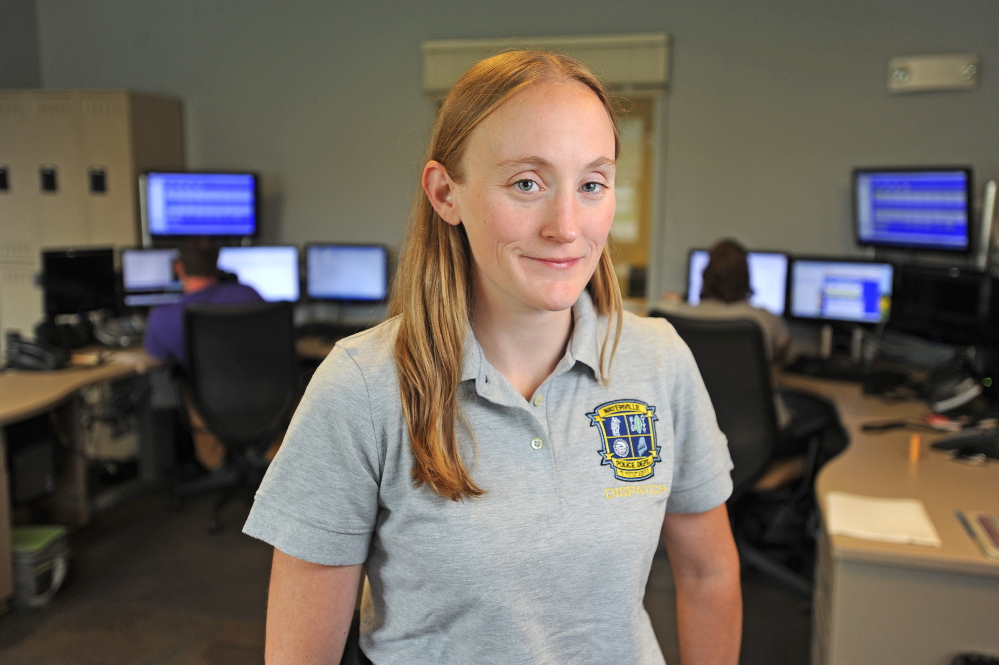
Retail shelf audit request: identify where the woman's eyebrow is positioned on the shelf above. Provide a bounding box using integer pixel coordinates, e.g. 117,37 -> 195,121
494,156 -> 617,171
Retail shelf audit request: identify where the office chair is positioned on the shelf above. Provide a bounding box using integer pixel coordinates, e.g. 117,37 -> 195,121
650,312 -> 827,596
174,301 -> 300,533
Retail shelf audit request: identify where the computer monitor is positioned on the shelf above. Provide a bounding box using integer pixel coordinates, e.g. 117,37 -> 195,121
686,249 -> 789,316
120,248 -> 183,308
788,258 -> 894,324
889,265 -> 998,346
140,171 -> 259,240
306,244 -> 389,302
41,248 -> 118,316
216,246 -> 300,303
853,167 -> 972,252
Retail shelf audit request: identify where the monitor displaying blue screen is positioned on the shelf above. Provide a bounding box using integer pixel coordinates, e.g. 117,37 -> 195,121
306,244 -> 388,302
789,259 -> 894,324
687,249 -> 789,316
216,246 -> 300,302
142,172 -> 258,238
121,248 -> 183,307
854,168 -> 971,252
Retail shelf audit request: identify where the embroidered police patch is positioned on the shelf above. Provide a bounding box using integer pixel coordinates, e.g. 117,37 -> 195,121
588,400 -> 660,482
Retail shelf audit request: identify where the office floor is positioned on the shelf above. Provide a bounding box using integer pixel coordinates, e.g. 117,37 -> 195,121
0,491 -> 811,665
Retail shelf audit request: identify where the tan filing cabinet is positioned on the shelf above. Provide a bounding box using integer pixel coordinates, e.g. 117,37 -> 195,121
0,90 -> 184,351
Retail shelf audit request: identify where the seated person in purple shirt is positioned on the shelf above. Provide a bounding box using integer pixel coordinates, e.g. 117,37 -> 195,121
144,238 -> 265,469
143,238 -> 264,366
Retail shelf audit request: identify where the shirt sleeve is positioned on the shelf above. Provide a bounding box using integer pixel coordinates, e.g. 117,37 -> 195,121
659,323 -> 734,514
142,308 -> 171,361
243,345 -> 381,565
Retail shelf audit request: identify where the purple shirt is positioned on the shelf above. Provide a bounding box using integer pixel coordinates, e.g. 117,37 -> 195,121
143,282 -> 264,366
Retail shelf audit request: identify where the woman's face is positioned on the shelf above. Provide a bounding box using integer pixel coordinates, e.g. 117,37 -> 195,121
443,80 -> 617,318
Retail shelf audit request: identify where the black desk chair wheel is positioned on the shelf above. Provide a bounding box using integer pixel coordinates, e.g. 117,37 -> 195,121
651,312 -> 837,596
172,301 -> 301,533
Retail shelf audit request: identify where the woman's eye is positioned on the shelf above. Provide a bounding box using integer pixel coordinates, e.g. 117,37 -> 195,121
513,179 -> 538,192
581,182 -> 604,193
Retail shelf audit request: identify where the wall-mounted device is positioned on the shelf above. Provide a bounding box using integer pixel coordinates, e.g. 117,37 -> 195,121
854,167 -> 972,253
139,171 -> 259,245
887,54 -> 980,93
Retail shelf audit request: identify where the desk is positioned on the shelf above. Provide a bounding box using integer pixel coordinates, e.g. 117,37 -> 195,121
779,374 -> 999,664
0,349 -> 160,612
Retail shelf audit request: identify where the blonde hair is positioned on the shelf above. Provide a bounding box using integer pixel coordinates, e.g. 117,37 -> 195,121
391,50 -> 623,501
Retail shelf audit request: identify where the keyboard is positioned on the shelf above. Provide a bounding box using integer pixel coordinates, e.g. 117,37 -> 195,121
931,428 -> 999,460
784,355 -> 909,390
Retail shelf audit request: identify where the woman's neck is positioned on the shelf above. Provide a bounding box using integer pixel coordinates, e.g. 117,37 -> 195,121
471,302 -> 573,401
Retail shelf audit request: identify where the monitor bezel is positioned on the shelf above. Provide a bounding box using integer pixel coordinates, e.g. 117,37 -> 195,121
215,244 -> 302,303
305,242 -> 390,303
685,247 -> 790,316
140,170 -> 261,243
786,255 -> 896,326
852,166 -> 973,254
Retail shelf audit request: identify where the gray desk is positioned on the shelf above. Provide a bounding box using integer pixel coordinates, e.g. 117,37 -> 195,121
780,374 -> 999,665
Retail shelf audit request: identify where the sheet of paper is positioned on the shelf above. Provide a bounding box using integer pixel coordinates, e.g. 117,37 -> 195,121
826,491 -> 942,547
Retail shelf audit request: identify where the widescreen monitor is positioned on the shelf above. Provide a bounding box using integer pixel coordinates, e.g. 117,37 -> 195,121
853,167 -> 972,252
121,248 -> 182,307
306,244 -> 388,302
42,248 -> 118,316
216,246 -> 300,303
889,264 -> 997,346
686,249 -> 789,316
141,171 -> 259,239
788,258 -> 894,324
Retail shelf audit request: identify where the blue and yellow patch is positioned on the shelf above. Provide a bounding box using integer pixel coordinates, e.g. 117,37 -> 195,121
587,400 -> 660,482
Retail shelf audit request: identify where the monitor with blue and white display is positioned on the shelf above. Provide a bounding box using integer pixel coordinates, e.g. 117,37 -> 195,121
686,249 -> 789,316
306,244 -> 388,302
121,247 -> 183,307
216,246 -> 300,303
789,258 -> 894,324
141,171 -> 259,239
853,167 -> 972,252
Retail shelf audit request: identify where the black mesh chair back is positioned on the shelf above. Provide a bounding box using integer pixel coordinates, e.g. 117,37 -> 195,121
185,301 -> 299,451
650,312 -> 778,501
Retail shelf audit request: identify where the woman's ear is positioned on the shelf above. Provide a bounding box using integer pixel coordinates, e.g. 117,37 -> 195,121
422,161 -> 461,226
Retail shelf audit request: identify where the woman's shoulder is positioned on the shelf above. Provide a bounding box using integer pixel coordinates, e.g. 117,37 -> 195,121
314,316 -> 402,388
617,309 -> 686,356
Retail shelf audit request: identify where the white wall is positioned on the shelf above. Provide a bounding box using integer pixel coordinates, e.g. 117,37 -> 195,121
33,0 -> 999,296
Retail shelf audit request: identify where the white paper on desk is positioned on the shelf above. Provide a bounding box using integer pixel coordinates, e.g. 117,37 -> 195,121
826,491 -> 942,547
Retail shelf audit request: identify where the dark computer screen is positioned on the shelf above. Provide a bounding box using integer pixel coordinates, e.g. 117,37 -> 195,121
216,246 -> 300,303
121,248 -> 183,307
141,172 -> 259,238
306,244 -> 388,302
854,167 -> 972,252
788,258 -> 894,324
889,265 -> 996,346
686,249 -> 789,316
42,248 -> 118,316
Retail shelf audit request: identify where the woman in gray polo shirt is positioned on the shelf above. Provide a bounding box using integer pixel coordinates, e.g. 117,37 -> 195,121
245,50 -> 741,665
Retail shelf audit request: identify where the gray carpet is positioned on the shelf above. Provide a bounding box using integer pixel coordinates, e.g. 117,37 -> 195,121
0,490 -> 810,664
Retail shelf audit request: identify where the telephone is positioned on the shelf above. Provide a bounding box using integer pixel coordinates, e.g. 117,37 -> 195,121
5,332 -> 69,371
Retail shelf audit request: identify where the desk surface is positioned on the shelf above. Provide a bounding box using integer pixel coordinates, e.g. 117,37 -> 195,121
780,373 -> 999,578
0,350 -> 159,426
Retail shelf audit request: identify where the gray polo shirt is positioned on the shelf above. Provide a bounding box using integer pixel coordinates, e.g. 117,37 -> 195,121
244,291 -> 732,665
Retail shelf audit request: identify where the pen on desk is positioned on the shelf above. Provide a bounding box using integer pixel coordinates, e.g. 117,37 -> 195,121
955,509 -> 977,540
